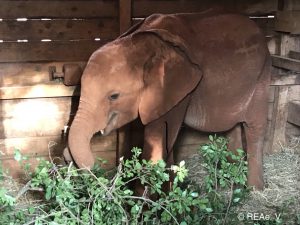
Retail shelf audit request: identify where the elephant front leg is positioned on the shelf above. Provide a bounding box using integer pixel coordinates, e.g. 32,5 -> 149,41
140,97 -> 190,195
142,96 -> 191,165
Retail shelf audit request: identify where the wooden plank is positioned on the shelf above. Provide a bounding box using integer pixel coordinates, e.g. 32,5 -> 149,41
288,85 -> 300,101
267,102 -> 274,121
267,35 -> 280,55
0,1 -> 118,19
282,0 -> 300,10
132,0 -> 278,18
263,120 -> 272,154
119,0 -> 132,34
0,19 -> 119,41
0,136 -> 66,157
0,133 -> 117,158
0,62 -> 86,87
289,51 -> 300,60
251,17 -> 275,37
1,149 -> 116,178
268,86 -> 275,103
0,114 -> 71,138
0,83 -> 79,99
0,40 -> 106,63
288,101 -> 300,126
0,97 -> 75,138
0,97 -> 77,118
271,86 -> 289,152
275,11 -> 300,34
271,55 -> 300,72
238,0 -> 278,16
280,34 -> 300,57
271,74 -> 300,85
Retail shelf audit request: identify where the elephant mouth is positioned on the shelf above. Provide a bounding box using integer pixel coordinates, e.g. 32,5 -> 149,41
100,111 -> 118,136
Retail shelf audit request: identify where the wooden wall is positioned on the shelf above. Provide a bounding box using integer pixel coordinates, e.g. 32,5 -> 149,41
0,0 -> 299,178
0,0 -> 120,177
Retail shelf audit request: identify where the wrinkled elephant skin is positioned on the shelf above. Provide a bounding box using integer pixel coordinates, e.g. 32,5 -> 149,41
68,10 -> 271,190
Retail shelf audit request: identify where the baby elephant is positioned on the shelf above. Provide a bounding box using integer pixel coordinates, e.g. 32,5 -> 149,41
68,10 -> 271,190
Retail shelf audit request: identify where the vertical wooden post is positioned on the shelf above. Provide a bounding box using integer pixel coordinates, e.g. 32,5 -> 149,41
116,0 -> 132,164
119,0 -> 132,35
270,86 -> 290,152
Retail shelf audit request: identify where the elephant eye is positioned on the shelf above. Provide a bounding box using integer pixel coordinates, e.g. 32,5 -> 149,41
109,93 -> 120,101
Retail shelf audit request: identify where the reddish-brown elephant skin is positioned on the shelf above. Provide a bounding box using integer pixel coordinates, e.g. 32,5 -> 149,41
68,9 -> 271,190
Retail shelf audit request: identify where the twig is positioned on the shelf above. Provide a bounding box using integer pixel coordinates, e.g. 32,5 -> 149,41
15,180 -> 31,201
123,195 -> 180,225
223,182 -> 234,225
85,167 -> 130,225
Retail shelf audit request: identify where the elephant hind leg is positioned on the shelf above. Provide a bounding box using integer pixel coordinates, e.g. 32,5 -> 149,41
225,123 -> 245,158
244,59 -> 270,190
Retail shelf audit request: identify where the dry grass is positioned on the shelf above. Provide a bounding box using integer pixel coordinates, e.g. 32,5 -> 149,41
185,137 -> 300,224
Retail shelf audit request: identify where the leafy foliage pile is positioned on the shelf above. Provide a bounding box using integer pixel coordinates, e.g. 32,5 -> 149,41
0,135 -> 283,225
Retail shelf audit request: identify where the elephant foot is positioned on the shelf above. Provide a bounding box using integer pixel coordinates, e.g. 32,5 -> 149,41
247,175 -> 264,191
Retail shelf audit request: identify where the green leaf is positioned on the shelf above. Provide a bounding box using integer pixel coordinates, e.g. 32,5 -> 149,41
205,208 -> 213,213
233,197 -> 240,203
14,149 -> 22,162
190,192 -> 199,197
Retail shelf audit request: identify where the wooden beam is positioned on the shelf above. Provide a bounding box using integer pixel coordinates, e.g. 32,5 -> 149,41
270,86 -> 289,152
0,19 -> 119,41
289,51 -> 300,60
0,41 -> 105,63
0,84 -> 78,100
0,1 -> 118,19
275,11 -> 300,34
251,17 -> 275,37
271,74 -> 300,85
119,0 -> 132,34
271,55 -> 300,72
288,101 -> 300,127
0,62 -> 86,87
0,134 -> 117,157
132,0 -> 278,18
1,149 -> 116,178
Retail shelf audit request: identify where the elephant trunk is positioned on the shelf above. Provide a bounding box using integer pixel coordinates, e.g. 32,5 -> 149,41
68,107 -> 96,169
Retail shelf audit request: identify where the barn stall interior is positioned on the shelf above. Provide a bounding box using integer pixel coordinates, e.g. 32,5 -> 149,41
0,0 -> 299,177
0,0 -> 299,223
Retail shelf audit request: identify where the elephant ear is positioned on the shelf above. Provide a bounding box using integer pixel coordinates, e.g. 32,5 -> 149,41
138,40 -> 202,125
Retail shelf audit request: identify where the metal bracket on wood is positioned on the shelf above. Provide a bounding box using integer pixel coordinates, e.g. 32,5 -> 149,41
49,64 -> 82,86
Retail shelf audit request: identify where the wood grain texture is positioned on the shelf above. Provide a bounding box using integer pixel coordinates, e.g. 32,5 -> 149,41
1,149 -> 116,178
271,86 -> 289,152
0,97 -> 75,138
0,41 -> 105,63
275,11 -> 300,34
289,51 -> 300,60
119,0 -> 132,34
251,17 -> 275,37
288,101 -> 300,126
0,134 -> 117,158
272,55 -> 300,72
0,1 -> 118,19
0,83 -> 79,99
271,74 -> 300,85
132,0 -> 278,17
0,62 -> 86,87
0,19 -> 119,41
